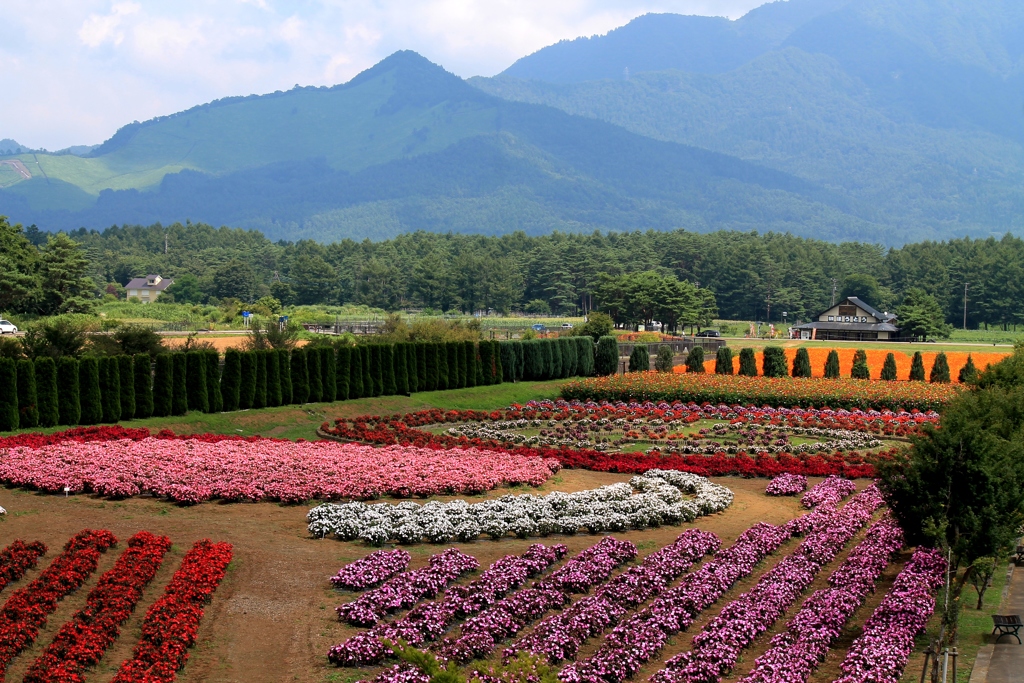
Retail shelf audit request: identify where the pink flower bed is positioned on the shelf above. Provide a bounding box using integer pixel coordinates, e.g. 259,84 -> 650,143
0,438 -> 560,504
765,473 -> 807,496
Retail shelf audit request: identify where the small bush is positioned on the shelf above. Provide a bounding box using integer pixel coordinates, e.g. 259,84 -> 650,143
715,347 -> 733,375
574,337 -> 594,377
851,349 -> 870,380
792,348 -> 812,378
909,351 -> 926,381
628,345 -> 650,372
685,346 -> 705,373
738,348 -> 758,376
595,336 -> 619,376
824,350 -> 841,378
881,353 -> 898,381
655,345 -> 675,373
958,354 -> 978,383
762,347 -> 787,377
930,351 -> 951,383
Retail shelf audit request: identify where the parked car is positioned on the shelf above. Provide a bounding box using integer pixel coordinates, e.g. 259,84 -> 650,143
0,319 -> 17,334
531,323 -> 547,332
695,329 -> 720,337
561,323 -> 574,329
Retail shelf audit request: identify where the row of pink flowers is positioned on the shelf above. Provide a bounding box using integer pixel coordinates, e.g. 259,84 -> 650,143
336,549 -> 480,627
651,487 -> 885,683
331,550 -> 412,591
329,544 -> 565,666
505,530 -> 720,664
0,438 -> 560,504
801,475 -> 858,509
765,473 -> 807,496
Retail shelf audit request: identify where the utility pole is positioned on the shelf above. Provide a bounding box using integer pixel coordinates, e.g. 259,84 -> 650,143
963,282 -> 969,330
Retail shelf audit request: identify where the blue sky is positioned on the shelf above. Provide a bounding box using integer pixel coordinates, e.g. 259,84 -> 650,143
1,0 -> 765,150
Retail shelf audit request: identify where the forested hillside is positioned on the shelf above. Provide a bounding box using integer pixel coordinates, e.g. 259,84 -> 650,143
12,220 -> 1021,329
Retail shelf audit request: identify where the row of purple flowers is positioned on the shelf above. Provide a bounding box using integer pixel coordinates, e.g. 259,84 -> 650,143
331,549 -> 411,592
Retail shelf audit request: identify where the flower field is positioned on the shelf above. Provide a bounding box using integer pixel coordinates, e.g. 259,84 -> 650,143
676,348 -> 1010,382
562,372 -> 957,411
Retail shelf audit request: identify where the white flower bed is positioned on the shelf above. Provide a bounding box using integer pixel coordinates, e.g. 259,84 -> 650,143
307,470 -> 733,545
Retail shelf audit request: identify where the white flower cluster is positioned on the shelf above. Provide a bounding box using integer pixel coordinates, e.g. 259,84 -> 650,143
307,470 -> 733,545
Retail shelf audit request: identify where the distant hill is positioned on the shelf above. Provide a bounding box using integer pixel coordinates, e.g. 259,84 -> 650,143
0,51 -> 884,243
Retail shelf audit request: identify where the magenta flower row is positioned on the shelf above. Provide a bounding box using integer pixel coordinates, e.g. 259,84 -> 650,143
329,544 -> 565,666
331,549 -> 412,592
801,475 -> 858,509
831,547 -> 947,683
651,486 -> 884,683
765,473 -> 808,497
336,548 -> 479,627
737,517 -> 904,683
507,529 -> 720,665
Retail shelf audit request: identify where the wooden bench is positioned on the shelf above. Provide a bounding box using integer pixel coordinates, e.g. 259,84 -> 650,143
1014,545 -> 1024,566
992,615 -> 1023,644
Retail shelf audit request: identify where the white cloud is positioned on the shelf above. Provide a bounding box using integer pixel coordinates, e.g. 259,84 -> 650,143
1,0 -> 766,149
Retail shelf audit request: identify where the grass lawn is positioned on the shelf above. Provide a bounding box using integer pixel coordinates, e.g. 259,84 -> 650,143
2,380 -> 569,442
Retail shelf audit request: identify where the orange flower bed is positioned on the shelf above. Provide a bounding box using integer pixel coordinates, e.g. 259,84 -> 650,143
676,348 -> 1009,382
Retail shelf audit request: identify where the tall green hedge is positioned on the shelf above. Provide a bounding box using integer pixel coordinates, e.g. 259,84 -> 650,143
423,343 -> 438,391
382,345 -> 397,395
58,357 -> 82,425
393,343 -> 408,395
930,352 -> 951,383
685,346 -> 705,373
544,340 -> 559,379
851,349 -> 870,380
307,347 -> 323,402
792,348 -> 812,378
221,350 -> 242,411
133,355 -> 152,419
205,351 -> 222,413
253,350 -> 267,409
446,343 -> 460,389
172,353 -> 188,415
336,346 -> 351,400
348,345 -> 364,398
431,342 -> 445,390
715,346 -> 733,375
117,355 -> 135,420
824,350 -> 841,378
152,355 -> 173,417
17,358 -> 39,428
80,357 -> 103,424
0,359 -> 18,431
278,349 -> 292,404
361,346 -> 372,398
628,345 -> 649,373
237,351 -> 255,409
500,341 -> 518,382
35,357 -> 59,428
187,351 -> 210,413
479,340 -> 494,385
881,353 -> 898,381
738,348 -> 758,377
370,345 -> 384,397
98,356 -> 120,424
321,347 -> 337,402
266,350 -> 281,407
574,337 -> 594,377
458,342 -> 470,388
595,336 -> 618,376
514,341 -> 525,380
414,343 -> 427,391
468,341 -> 482,387
291,348 -> 309,404
910,352 -> 926,381
762,347 -> 788,378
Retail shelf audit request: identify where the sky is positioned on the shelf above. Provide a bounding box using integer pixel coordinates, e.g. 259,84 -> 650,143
0,0 -> 766,150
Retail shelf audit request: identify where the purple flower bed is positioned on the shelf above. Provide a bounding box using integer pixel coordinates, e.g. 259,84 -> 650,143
765,473 -> 808,497
650,486 -> 884,683
335,548 -> 479,626
737,517 -> 904,683
331,549 -> 411,591
801,475 -> 857,509
328,544 -> 565,666
832,548 -> 946,683
506,529 -> 720,664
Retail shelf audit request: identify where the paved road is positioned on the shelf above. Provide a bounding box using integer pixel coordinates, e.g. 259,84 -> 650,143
983,564 -> 1024,682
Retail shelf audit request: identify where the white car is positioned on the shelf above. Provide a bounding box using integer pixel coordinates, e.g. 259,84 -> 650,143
561,323 -> 574,329
0,319 -> 17,334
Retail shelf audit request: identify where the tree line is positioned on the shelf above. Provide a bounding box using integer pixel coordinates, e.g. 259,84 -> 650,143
6,217 -> 1024,329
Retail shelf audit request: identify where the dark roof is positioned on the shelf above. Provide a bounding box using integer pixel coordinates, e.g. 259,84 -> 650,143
125,276 -> 173,291
843,297 -> 895,321
794,321 -> 899,333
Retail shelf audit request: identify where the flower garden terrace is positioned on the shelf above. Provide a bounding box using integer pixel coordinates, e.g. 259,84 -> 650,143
320,401 -> 936,479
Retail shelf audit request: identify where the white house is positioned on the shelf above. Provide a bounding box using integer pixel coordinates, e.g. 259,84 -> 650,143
793,296 -> 899,341
125,274 -> 174,303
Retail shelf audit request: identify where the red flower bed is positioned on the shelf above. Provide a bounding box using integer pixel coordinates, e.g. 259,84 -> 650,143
0,425 -> 291,451
0,529 -> 117,679
111,539 -> 233,683
0,540 -> 47,594
23,531 -> 172,683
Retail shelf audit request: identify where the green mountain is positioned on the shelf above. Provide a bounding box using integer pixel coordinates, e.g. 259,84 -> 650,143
0,51 -> 883,243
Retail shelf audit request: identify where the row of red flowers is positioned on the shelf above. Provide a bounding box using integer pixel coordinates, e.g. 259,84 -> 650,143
0,540 -> 47,594
0,529 -> 118,680
0,425 -> 292,451
23,531 -> 173,683
111,539 -> 233,683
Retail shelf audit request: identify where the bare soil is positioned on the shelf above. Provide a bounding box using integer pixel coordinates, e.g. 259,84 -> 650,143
0,475 -> 885,683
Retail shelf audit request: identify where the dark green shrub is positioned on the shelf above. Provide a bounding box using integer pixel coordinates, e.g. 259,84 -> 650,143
762,347 -> 788,377
266,349 -> 281,407
221,350 -> 242,411
278,349 -> 292,404
423,343 -> 438,391
715,347 -> 733,375
475,342 -> 486,385
574,337 -> 594,376
655,345 -> 674,373
336,346 -> 351,400
370,345 -> 384,397
0,358 -> 18,430
558,338 -> 576,378
490,340 -> 504,384
395,343 -> 409,395
500,341 -> 517,382
321,347 -> 336,402
58,357 -> 81,425
514,341 -> 525,380
404,344 -> 418,393
307,347 -> 323,402
464,341 -> 478,388
118,355 -> 135,419
521,340 -> 539,380
291,348 -> 309,403
360,346 -> 372,398
382,344 -> 397,395
187,351 -> 210,413
910,352 -> 926,381
958,355 -> 978,383
792,348 -> 812,378
172,353 -> 188,415
35,357 -> 59,428
685,346 -> 705,373
415,343 -> 427,391
739,348 -> 758,376
152,355 -> 173,417
205,351 -> 222,412
238,351 -> 256,409
80,357 -> 103,424
851,349 -> 870,380
824,350 -> 841,378
628,345 -> 649,373
881,353 -> 898,381
253,350 -> 267,409
133,355 -> 152,418
547,339 -> 562,379
436,342 -> 449,390
98,356 -> 120,424
348,346 -> 364,398
595,336 -> 619,376
930,352 -> 951,383
447,343 -> 460,389
479,341 -> 495,385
